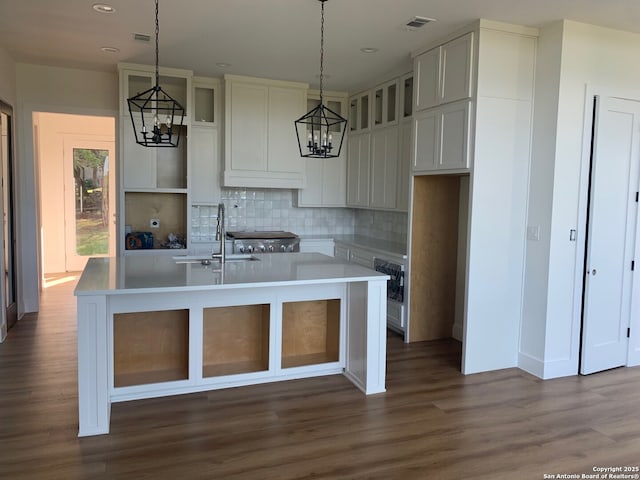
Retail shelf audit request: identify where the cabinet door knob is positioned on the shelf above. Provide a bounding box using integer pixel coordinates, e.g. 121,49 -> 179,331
591,268 -> 597,276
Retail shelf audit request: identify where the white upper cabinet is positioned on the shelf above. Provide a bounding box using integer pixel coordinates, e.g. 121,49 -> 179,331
373,79 -> 399,128
119,64 -> 191,191
441,33 -> 474,104
122,117 -> 156,189
413,100 -> 470,173
346,73 -> 410,211
439,100 -> 470,170
223,75 -> 307,189
413,108 -> 439,171
346,133 -> 371,207
296,92 -> 348,208
190,125 -> 220,204
400,74 -> 414,121
193,77 -> 218,126
415,47 -> 441,111
415,32 -> 474,112
227,81 -> 268,173
396,72 -> 413,212
349,91 -> 371,133
412,32 -> 473,174
370,126 -> 399,209
120,68 -> 190,119
190,77 -> 221,204
396,118 -> 412,212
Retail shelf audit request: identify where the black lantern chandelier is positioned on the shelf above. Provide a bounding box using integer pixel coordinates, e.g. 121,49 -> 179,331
295,0 -> 347,158
127,0 -> 185,147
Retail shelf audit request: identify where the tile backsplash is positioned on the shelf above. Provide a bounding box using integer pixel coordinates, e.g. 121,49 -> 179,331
354,209 -> 408,245
191,188 -> 408,244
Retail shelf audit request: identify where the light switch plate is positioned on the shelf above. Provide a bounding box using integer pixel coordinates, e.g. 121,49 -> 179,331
527,225 -> 540,241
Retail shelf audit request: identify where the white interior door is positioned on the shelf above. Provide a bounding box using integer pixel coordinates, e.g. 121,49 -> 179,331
63,137 -> 116,272
581,95 -> 640,374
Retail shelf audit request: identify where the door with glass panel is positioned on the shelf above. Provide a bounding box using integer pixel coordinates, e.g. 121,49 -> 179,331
63,137 -> 116,272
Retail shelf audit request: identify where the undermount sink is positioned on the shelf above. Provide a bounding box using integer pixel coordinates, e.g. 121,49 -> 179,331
173,254 -> 260,264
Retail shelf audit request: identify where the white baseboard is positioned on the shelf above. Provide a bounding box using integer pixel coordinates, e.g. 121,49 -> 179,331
541,358 -> 578,379
518,352 -> 578,379
518,352 -> 544,378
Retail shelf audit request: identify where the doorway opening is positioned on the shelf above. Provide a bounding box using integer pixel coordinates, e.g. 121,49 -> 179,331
34,113 -> 116,283
408,174 -> 469,368
0,101 -> 17,336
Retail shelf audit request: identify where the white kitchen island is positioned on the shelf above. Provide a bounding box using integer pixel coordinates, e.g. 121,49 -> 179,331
74,253 -> 388,437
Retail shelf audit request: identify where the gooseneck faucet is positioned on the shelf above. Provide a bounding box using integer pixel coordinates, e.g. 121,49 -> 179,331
212,202 -> 225,264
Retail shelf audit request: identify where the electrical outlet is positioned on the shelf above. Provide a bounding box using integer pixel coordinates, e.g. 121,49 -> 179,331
150,218 -> 160,229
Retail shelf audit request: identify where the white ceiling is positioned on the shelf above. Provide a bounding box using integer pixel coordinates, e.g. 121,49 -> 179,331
0,0 -> 639,92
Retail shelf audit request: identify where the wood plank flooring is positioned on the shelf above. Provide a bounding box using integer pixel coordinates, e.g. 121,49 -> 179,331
1,276 -> 639,479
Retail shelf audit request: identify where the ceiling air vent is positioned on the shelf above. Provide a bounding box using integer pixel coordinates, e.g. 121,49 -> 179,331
405,16 -> 436,29
133,33 -> 151,42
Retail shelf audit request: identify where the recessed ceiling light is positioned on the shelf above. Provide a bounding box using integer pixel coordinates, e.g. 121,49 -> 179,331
360,47 -> 379,54
216,63 -> 231,68
100,46 -> 120,53
92,3 -> 116,14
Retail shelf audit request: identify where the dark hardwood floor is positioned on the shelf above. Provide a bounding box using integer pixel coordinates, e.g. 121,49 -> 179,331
1,275 -> 639,479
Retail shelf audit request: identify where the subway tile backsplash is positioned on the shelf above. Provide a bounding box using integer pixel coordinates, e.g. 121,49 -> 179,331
191,188 -> 408,244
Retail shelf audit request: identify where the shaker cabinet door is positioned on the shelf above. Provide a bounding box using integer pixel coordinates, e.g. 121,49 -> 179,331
415,47 -> 440,112
440,100 -> 470,170
413,109 -> 439,172
190,125 -> 220,204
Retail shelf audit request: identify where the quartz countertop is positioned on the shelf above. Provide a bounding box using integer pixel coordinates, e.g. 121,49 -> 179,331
74,252 -> 388,296
300,235 -> 407,259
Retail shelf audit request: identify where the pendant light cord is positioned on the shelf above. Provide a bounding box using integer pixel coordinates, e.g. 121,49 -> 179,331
319,0 -> 325,105
155,0 -> 159,89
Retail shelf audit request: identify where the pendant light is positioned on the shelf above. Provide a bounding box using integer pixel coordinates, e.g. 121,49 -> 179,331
127,0 -> 185,147
295,0 -> 347,158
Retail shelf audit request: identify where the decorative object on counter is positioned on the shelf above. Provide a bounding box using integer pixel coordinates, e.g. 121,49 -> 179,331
125,231 -> 154,249
127,0 -> 185,147
294,0 -> 346,159
161,233 -> 186,249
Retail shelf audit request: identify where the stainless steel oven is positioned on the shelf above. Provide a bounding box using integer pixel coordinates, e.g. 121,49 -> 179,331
374,257 -> 405,333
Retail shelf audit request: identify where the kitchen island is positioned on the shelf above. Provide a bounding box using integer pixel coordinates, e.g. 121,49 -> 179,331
74,253 -> 388,437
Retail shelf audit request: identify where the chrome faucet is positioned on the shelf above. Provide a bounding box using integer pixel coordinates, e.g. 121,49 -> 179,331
212,202 -> 225,264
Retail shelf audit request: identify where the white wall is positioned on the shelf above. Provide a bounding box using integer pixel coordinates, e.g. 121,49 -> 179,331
519,21 -> 564,377
16,64 -> 117,313
462,24 -> 537,374
521,21 -> 640,379
0,47 -> 16,106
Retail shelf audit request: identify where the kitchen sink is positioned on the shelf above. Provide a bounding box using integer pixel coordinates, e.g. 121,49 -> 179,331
173,254 -> 260,264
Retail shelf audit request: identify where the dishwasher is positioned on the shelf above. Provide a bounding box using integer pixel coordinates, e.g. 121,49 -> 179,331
373,257 -> 405,333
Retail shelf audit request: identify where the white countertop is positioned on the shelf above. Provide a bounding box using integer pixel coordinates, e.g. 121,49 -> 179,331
300,235 -> 407,259
74,252 -> 388,296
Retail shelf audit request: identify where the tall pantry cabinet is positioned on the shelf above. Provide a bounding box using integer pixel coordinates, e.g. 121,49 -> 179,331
407,21 -> 538,374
